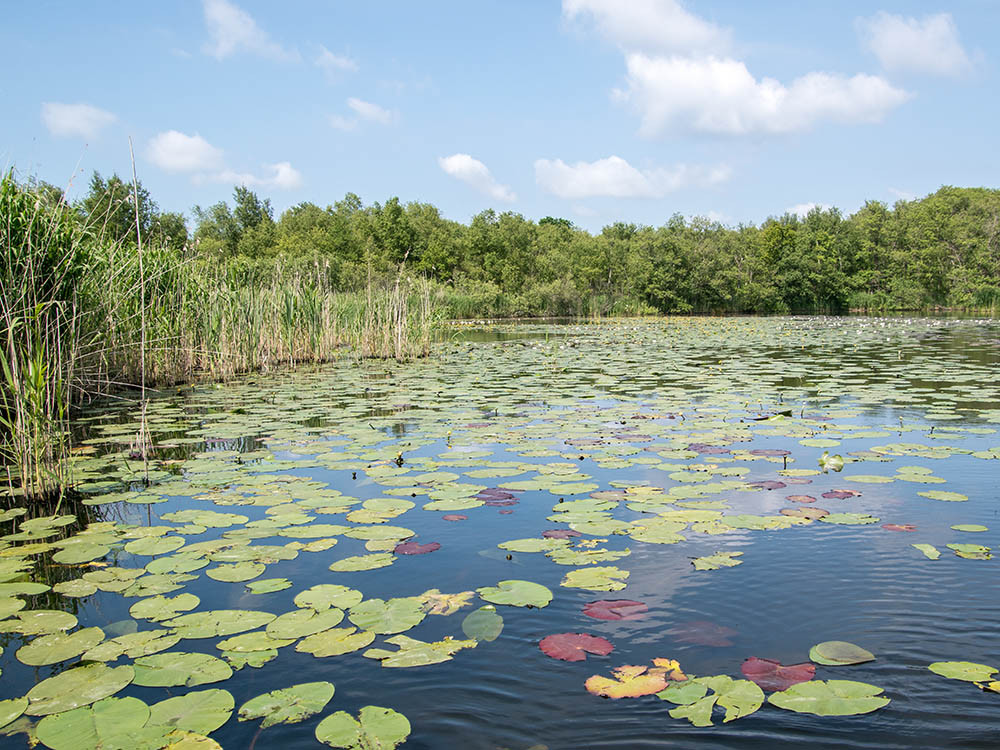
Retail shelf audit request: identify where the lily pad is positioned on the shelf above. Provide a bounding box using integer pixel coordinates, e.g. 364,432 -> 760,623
35,696 -> 150,750
163,610 -> 277,639
477,580 -> 553,608
912,543 -> 941,560
928,661 -> 998,682
315,706 -> 410,749
328,553 -> 395,572
0,609 -> 78,635
691,551 -> 743,570
296,627 -> 376,657
246,577 -> 293,594
348,597 -> 426,634
0,697 -> 28,732
363,634 -> 477,667
582,600 -> 648,621
393,541 -> 440,555
130,593 -> 200,622
461,605 -> 504,642
809,641 -> 875,666
148,688 -> 234,735
420,589 -> 475,615
133,652 -> 233,687
295,585 -> 364,612
267,608 -> 345,639
560,566 -> 629,592
26,663 -> 135,716
918,490 -> 968,502
585,660 -> 683,699
768,679 -> 890,716
539,633 -> 614,662
16,626 -> 105,666
741,657 -> 815,691
239,681 -> 335,729
206,562 -> 265,582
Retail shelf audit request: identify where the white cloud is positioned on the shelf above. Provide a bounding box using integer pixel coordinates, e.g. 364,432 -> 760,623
438,154 -> 516,202
147,131 -> 224,173
858,12 -> 970,76
202,0 -> 299,61
563,0 -> 730,55
535,155 -> 730,199
617,54 -> 910,136
787,202 -> 830,218
41,102 -> 116,139
347,97 -> 394,124
316,46 -> 358,78
199,161 -> 304,190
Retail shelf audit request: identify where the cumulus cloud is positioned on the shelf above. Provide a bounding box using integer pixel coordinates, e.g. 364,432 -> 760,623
199,161 -> 304,190
316,45 -> 358,78
563,0 -> 730,55
617,54 -> 910,136
202,0 -> 299,61
147,131 -> 224,173
347,97 -> 394,124
535,155 -> 730,199
438,154 -> 516,202
858,12 -> 971,76
41,102 -> 116,139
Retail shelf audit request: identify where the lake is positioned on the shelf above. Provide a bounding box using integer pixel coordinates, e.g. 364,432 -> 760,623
2,315 -> 1000,749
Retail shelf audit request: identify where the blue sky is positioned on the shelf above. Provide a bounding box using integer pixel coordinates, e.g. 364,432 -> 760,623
2,1 -> 996,232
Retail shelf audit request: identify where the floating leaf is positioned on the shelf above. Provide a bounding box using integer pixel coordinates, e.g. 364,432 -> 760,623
363,634 -> 477,667
539,633 -> 613,662
133,652 -> 233,687
691,551 -> 743,570
239,682 -> 335,729
148,688 -> 234,735
267,608 -> 345,639
560,566 -> 629,592
129,593 -> 200,622
768,679 -> 890,716
582,600 -> 648,621
246,577 -> 292,594
124,536 -> 186,556
35,696 -> 150,750
664,676 -> 764,726
420,589 -> 475,615
296,627 -> 375,657
206,562 -> 265,582
163,610 -> 276,639
462,606 -> 503,642
295,585 -> 363,612
819,513 -> 880,525
928,661 -> 998,682
809,641 -> 875,666
0,697 -> 27,732
952,524 -> 988,532
918,490 -> 968,502
668,620 -> 738,647
393,541 -> 440,555
585,663 -> 677,699
315,706 -> 410,749
52,543 -> 110,565
216,631 -> 294,653
477,580 -> 553,608
741,657 -> 815,691
16,626 -> 104,666
912,543 -> 941,560
26,663 -> 135,716
947,543 -> 992,560
0,609 -> 77,635
328,553 -> 395,572
882,523 -> 916,532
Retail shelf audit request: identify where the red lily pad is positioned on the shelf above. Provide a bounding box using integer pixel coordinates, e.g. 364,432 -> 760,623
688,443 -> 730,454
780,507 -> 830,520
822,489 -> 862,499
539,633 -> 614,662
741,656 -> 815,691
748,480 -> 786,490
668,620 -> 738,647
442,515 -> 467,522
787,495 -> 817,503
393,541 -> 441,555
543,529 -> 583,539
484,497 -> 519,507
582,600 -> 648,621
882,523 -> 917,532
479,488 -> 519,500
499,509 -> 514,515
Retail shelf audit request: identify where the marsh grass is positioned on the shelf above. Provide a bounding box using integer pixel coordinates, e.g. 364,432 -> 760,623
0,172 -> 436,502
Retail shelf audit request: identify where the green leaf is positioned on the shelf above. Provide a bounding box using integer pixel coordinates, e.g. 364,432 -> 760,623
363,634 -> 477,667
163,610 -> 276,638
238,682 -> 335,729
0,697 -> 28,732
315,706 -> 410,749
147,689 -> 234,735
35,696 -> 150,750
477,579 -> 554,607
82,630 -> 181,662
809,641 -> 876,666
124,536 -> 186,556
918,490 -> 968,502
768,680 -> 890,716
129,593 -> 200,622
928,661 -> 998,682
560,566 -> 629,592
266,608 -> 345,639
296,627 -> 375,657
216,631 -> 294,653
328,553 -> 396,572
16,626 -> 104,666
347,597 -> 426,634
947,543 -> 991,560
132,652 -> 233,687
26,663 -> 135,716
912,543 -> 941,560
205,562 -> 265,582
462,606 -> 503,642
294,585 -> 363,612
691,551 -> 743,570
0,609 -> 78,635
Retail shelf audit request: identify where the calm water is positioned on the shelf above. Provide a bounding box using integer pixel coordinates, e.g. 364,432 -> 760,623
3,316 -> 1000,749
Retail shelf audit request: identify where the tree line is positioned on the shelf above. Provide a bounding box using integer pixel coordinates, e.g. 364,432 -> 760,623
58,171 -> 1000,316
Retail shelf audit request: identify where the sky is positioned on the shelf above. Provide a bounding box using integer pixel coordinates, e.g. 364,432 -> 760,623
2,0 -> 997,232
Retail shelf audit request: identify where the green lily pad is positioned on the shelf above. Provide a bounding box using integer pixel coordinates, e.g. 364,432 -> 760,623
26,663 -> 135,716
35,696 -> 150,750
363,634 -> 477,667
665,676 -> 764,727
216,630 -> 294,653
163,610 -> 277,639
348,598 -> 426,634
560,566 -> 630,592
918,490 -> 968,502
0,609 -> 78,635
328,553 -> 396,572
52,579 -> 98,597
768,679 -> 890,716
206,562 -> 266,582
296,627 -> 376,657
239,681 -> 335,729
462,605 -> 504,642
912,543 -> 941,560
267,608 -> 345,639
52,543 -> 110,565
0,697 -> 28,732
691,551 -> 743,570
223,649 -> 278,670
16,626 -> 105,666
477,579 -> 554,607
951,525 -> 988,533
947,543 -> 992,560
294,585 -> 363,612
147,688 -> 234,735
498,538 -> 570,553
928,661 -> 998,681
809,641 -> 875,666
133,652 -> 233,687
81,630 -> 181,661
315,706 -> 410,749
129,593 -> 200,622
124,536 -> 186,556
246,577 -> 293,594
